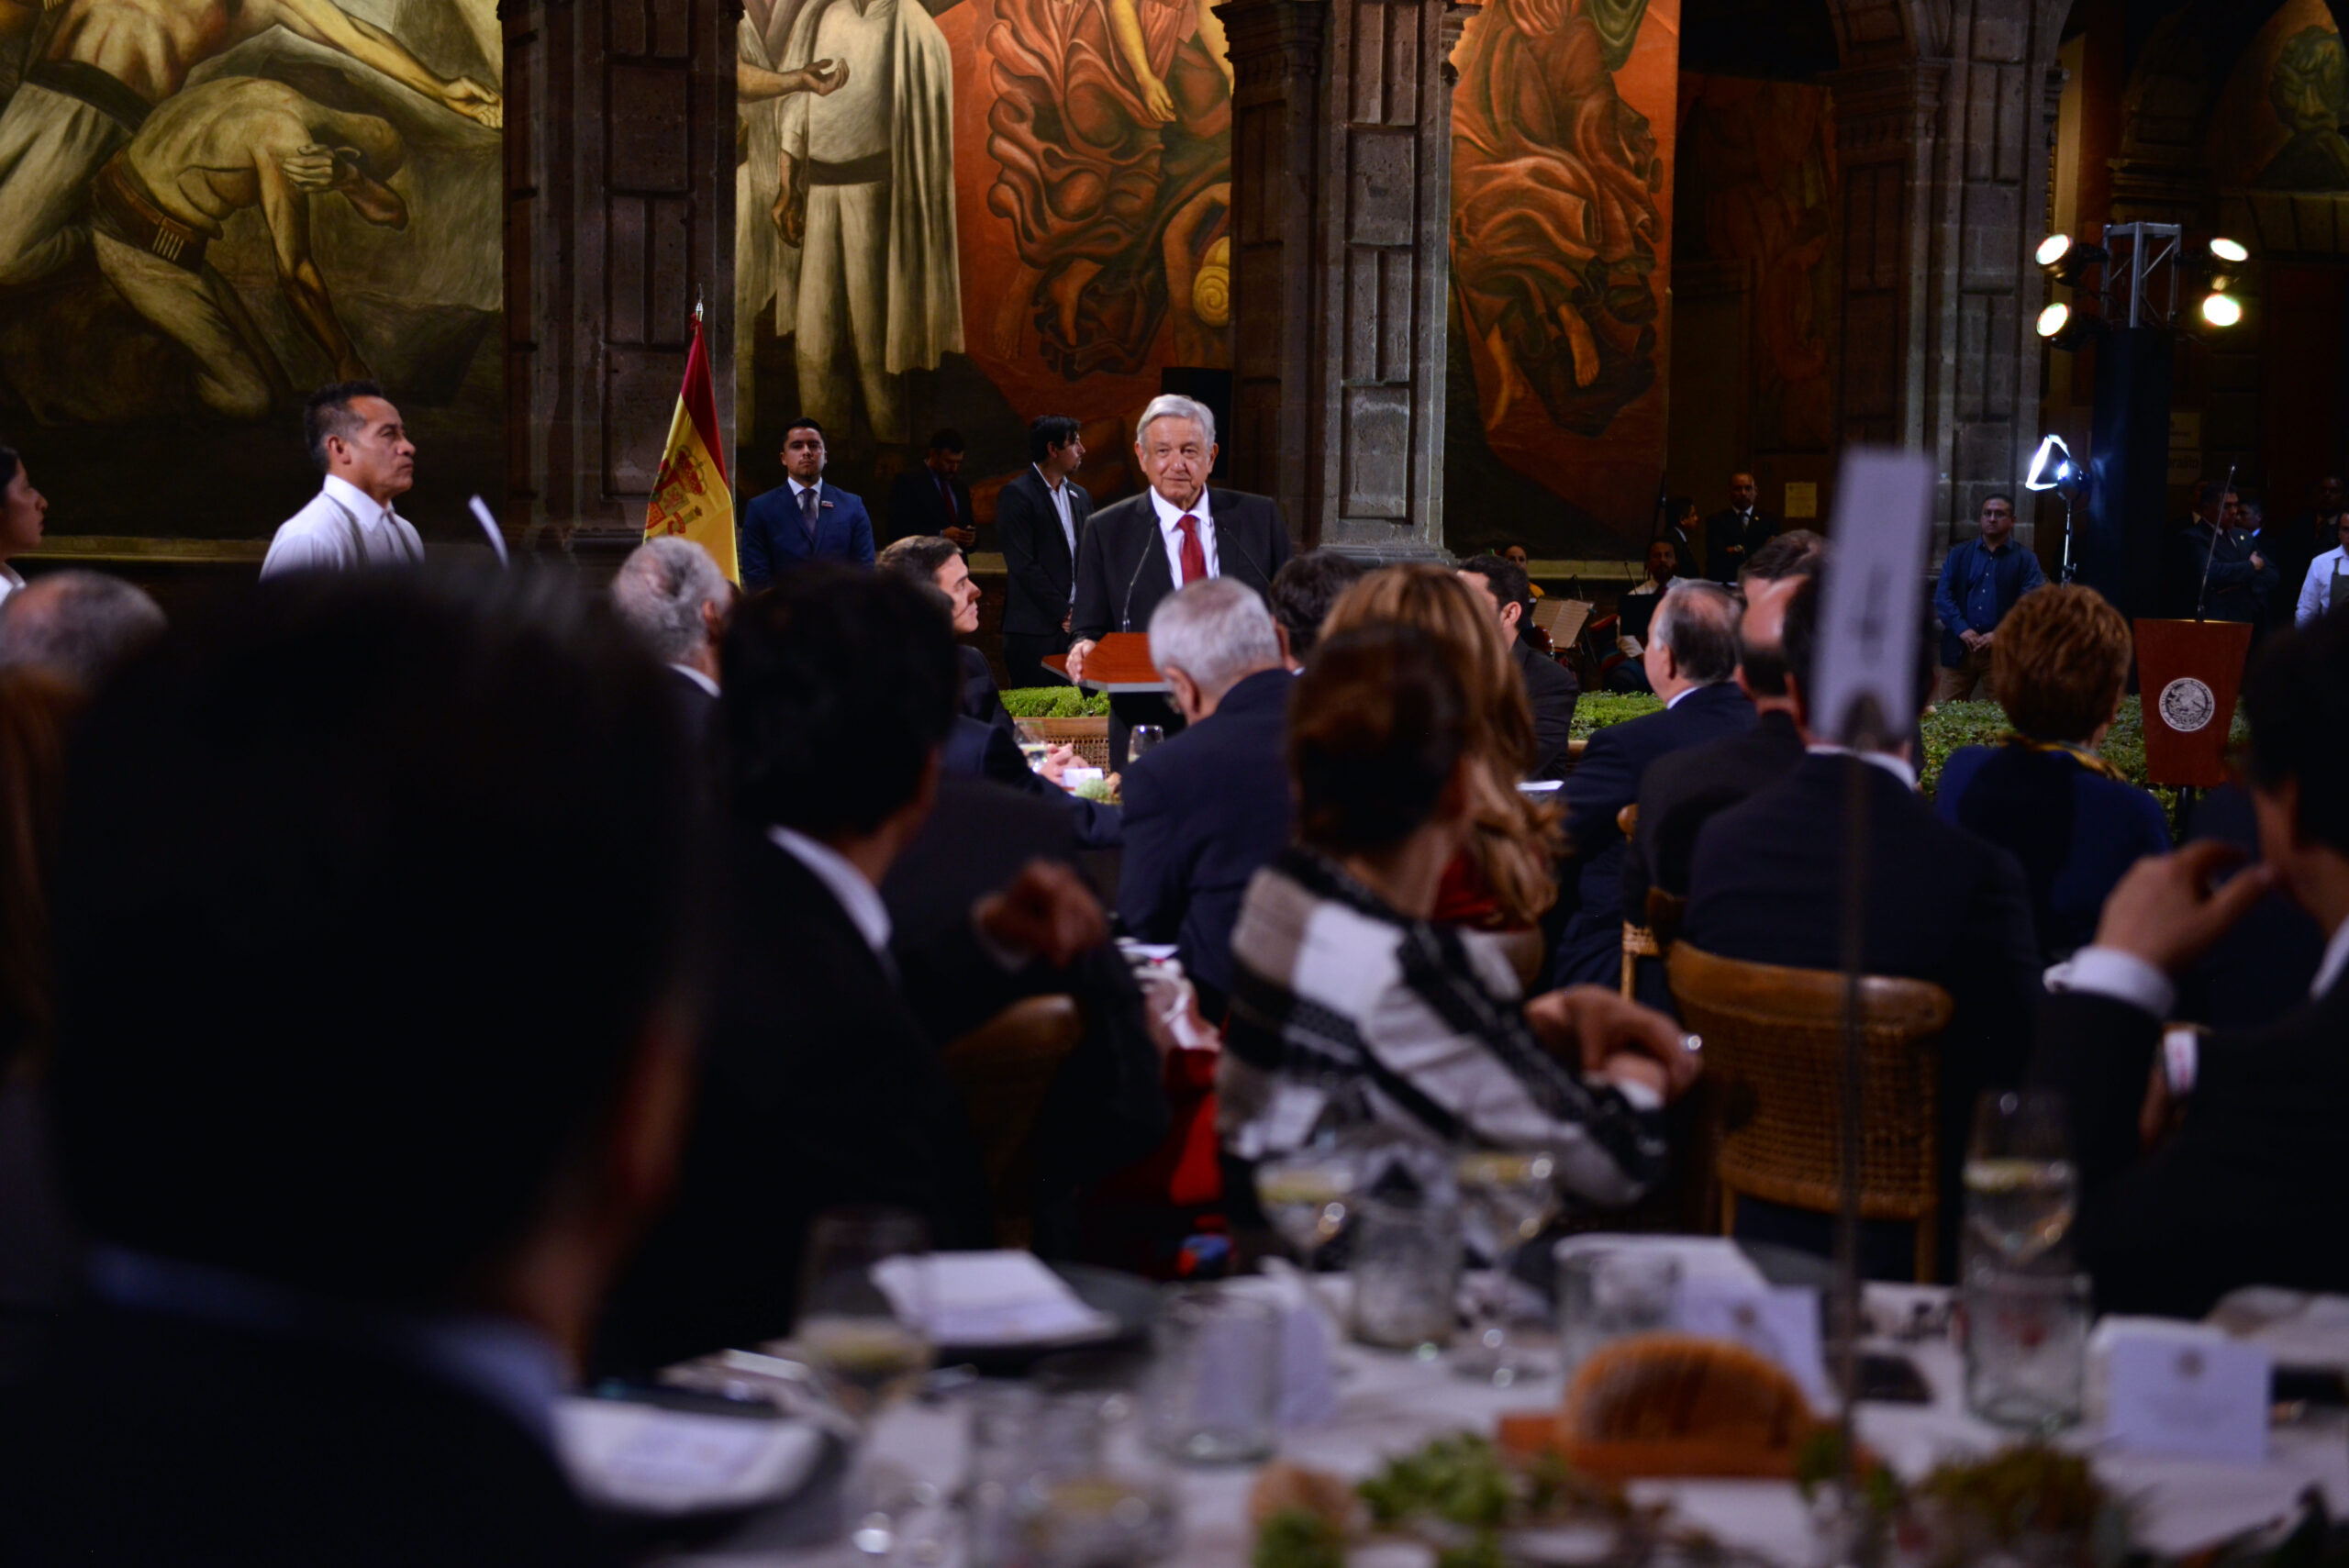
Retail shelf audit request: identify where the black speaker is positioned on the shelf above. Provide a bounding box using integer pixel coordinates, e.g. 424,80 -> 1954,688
2082,327 -> 2174,619
1159,367 -> 1232,481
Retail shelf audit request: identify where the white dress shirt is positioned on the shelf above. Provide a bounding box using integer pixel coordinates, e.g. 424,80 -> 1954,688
1036,464 -> 1077,576
1147,485 -> 1219,587
261,475 -> 425,579
769,825 -> 892,959
0,563 -> 24,606
2297,544 -> 2346,626
668,662 -> 720,697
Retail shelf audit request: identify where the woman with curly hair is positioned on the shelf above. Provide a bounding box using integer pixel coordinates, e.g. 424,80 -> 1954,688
1319,564 -> 1562,930
1935,584 -> 2171,963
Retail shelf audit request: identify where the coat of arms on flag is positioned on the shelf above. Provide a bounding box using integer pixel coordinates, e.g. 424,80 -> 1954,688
644,303 -> 739,584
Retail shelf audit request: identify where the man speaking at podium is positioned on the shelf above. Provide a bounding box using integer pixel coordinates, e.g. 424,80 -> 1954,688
1066,395 -> 1293,764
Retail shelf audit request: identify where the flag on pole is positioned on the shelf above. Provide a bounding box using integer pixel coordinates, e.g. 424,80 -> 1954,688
643,302 -> 738,584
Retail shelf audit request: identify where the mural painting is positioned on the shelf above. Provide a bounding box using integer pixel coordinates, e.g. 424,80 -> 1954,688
0,0 -> 503,542
2206,0 -> 2349,194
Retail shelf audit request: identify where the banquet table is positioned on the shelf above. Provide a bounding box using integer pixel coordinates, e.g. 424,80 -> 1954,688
662,1279 -> 2349,1568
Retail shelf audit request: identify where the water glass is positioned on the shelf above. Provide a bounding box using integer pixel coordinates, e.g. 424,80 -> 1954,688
1960,1266 -> 2090,1431
1143,1287 -> 1280,1463
796,1206 -> 935,1426
1125,725 -> 1164,765
1555,1246 -> 1680,1379
1964,1089 -> 2077,1273
1349,1195 -> 1461,1353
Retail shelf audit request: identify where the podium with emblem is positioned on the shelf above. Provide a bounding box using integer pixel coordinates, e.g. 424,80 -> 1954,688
2132,619 -> 2253,788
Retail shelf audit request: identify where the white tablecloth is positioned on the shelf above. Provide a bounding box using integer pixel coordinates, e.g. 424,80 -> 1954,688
674,1281 -> 2349,1567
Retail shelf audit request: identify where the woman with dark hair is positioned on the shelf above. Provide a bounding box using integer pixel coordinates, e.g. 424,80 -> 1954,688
1935,584 -> 2171,963
1219,623 -> 1695,1207
0,447 -> 49,606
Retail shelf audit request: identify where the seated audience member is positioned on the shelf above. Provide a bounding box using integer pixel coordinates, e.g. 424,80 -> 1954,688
1681,573 -> 2039,1276
2294,510 -> 2348,626
1552,581 -> 1753,987
1607,539 -> 1678,693
879,534 -> 1014,733
2034,611 -> 2349,1317
1935,585 -> 2171,965
1220,624 -> 1696,1205
0,572 -> 163,690
0,669 -> 83,1385
1932,493 -> 2043,702
1268,549 -> 1366,666
595,566 -> 1108,1373
0,445 -> 46,606
1460,551 -> 1580,780
1620,536 -> 1820,975
1500,543 -> 1546,596
610,537 -> 729,747
1119,579 -> 1294,1021
0,570 -> 704,1565
1322,566 -> 1560,932
2173,784 -> 2326,1031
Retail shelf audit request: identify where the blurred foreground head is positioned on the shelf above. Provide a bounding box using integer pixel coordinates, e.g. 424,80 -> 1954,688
50,567 -> 703,1311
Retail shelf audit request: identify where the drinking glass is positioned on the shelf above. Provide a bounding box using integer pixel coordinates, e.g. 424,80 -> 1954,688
1452,1145 -> 1564,1383
1349,1195 -> 1461,1353
1249,1072 -> 1375,1268
1960,1266 -> 2090,1431
1143,1287 -> 1280,1463
1555,1247 -> 1680,1380
796,1207 -> 936,1557
1964,1089 -> 2076,1273
1125,725 -> 1164,765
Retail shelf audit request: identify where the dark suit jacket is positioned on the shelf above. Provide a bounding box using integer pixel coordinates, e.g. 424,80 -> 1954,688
1515,636 -> 1581,783
1684,753 -> 2042,1270
1117,667 -> 1295,1019
1703,509 -> 1777,583
958,645 -> 1016,736
998,468 -> 1092,638
941,716 -> 1122,850
2176,784 -> 2328,1030
0,1306 -> 605,1567
2035,973 -> 2349,1318
739,480 -> 875,588
886,464 -> 976,546
2168,519 -> 2280,626
1070,489 -> 1294,641
593,835 -> 1004,1373
1623,706 -> 1806,921
1552,683 -> 1755,987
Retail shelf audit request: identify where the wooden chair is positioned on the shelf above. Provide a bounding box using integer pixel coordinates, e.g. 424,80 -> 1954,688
941,995 -> 1084,1249
1665,944 -> 1954,1283
1616,805 -> 1655,999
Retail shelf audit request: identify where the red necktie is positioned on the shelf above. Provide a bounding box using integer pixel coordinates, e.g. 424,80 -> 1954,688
1175,513 -> 1207,586
935,471 -> 957,525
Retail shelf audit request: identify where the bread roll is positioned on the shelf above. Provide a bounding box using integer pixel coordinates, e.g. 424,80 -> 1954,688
1562,1333 -> 1813,1449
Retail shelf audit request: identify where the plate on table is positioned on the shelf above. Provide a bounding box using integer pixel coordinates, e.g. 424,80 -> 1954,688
933,1262 -> 1160,1376
555,1391 -> 847,1548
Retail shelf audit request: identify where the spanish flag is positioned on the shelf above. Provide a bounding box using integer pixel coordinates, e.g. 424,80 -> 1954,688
643,305 -> 738,583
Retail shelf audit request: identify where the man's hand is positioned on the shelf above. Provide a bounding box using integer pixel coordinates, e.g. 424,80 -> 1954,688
1035,742 -> 1077,785
975,861 -> 1108,969
1523,984 -> 1700,1101
280,144 -> 339,192
1959,628 -> 1986,652
943,525 -> 976,548
2091,841 -> 2277,977
2251,550 -> 2269,571
1066,638 -> 1097,683
802,58 -> 849,95
442,77 -> 502,128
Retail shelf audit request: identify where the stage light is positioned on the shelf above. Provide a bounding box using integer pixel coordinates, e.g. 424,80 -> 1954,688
2026,434 -> 2084,500
2036,301 -> 2107,352
2037,233 -> 2110,284
2210,238 -> 2249,265
2036,234 -> 2073,268
2037,302 -> 2071,338
2201,292 -> 2243,328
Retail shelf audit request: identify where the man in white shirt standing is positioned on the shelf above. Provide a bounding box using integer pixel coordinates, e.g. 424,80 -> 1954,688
260,381 -> 424,578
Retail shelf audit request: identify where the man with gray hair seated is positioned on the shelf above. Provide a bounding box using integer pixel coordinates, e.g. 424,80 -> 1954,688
1118,577 -> 1296,1020
1549,578 -> 1755,988
0,570 -> 164,688
1065,393 -> 1293,765
610,537 -> 730,743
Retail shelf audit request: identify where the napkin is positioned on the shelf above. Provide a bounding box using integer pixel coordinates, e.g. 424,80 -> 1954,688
871,1251 -> 1119,1348
554,1399 -> 825,1515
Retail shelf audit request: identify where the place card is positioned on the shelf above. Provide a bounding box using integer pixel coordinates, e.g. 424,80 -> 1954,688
1225,1273 -> 1339,1429
1673,1277 -> 1834,1411
2087,1317 -> 2270,1463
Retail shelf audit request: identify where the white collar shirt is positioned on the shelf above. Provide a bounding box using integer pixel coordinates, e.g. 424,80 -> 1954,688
1148,485 -> 1219,587
2315,916 -> 2349,1003
1037,465 -> 1077,595
260,475 -> 425,579
788,476 -> 823,504
768,826 -> 892,960
0,563 -> 24,606
668,662 -> 719,697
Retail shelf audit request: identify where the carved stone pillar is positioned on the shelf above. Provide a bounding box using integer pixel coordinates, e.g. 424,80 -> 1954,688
1219,0 -> 1475,558
503,0 -> 736,562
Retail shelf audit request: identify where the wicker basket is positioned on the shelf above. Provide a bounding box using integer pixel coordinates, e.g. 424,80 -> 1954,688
1016,717 -> 1112,771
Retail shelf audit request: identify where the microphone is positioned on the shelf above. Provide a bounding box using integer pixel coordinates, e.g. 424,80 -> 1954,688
1117,528 -> 1154,633
2194,461 -> 2237,624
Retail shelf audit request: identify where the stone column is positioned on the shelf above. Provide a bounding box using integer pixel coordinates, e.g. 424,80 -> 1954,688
1219,0 -> 1475,559
1826,0 -> 2069,558
503,0 -> 736,563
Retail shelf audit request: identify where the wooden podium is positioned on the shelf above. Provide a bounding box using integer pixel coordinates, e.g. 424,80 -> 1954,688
2133,618 -> 2253,788
1042,632 -> 1169,694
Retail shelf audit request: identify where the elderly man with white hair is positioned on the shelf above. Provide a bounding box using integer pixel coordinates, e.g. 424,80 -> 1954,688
1066,394 -> 1294,765
610,536 -> 732,744
1116,577 -> 1297,1021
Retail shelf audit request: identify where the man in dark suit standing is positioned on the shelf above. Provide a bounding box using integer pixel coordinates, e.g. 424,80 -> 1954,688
1067,394 -> 1294,764
885,428 -> 977,549
1703,472 -> 1776,584
0,570 -> 703,1566
595,568 -> 1114,1372
738,417 -> 876,588
2169,478 -> 2279,631
996,415 -> 1092,687
1459,551 -> 1580,780
2032,610 -> 2349,1317
1119,579 -> 1295,1022
1681,572 -> 2040,1275
1551,581 -> 1753,988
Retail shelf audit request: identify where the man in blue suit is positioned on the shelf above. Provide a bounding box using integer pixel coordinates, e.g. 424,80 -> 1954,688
739,417 -> 875,587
